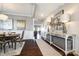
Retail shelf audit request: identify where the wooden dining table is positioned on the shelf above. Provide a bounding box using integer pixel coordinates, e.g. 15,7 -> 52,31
0,34 -> 20,49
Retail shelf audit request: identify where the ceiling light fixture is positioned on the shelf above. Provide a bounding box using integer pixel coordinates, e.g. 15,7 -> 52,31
41,13 -> 44,17
60,14 -> 70,23
0,14 -> 8,20
0,4 -> 8,20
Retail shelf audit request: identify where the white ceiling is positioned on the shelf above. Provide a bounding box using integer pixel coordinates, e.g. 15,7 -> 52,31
0,3 -> 35,17
0,3 -> 64,23
35,3 -> 64,20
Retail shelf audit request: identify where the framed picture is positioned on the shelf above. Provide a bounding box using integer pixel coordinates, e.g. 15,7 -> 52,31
16,20 -> 26,30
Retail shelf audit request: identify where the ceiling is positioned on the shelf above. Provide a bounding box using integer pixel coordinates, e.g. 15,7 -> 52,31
35,3 -> 64,20
0,3 -> 35,17
0,3 -> 64,23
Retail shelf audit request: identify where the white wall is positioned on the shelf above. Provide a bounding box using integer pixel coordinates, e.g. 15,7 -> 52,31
43,4 -> 79,50
0,15 -> 34,39
61,4 -> 79,50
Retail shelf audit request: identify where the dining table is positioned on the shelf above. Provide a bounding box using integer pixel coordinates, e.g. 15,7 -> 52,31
0,34 -> 20,50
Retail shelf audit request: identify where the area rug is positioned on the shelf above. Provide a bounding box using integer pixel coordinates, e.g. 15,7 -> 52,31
19,39 -> 43,56
0,42 -> 25,56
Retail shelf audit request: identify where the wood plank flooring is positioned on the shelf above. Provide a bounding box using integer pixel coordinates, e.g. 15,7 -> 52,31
18,39 -> 43,56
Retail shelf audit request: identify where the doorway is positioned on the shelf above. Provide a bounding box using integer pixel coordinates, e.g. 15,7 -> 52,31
34,26 -> 41,39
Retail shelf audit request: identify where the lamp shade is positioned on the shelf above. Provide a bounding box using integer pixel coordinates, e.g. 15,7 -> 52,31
60,14 -> 70,23
0,14 -> 8,20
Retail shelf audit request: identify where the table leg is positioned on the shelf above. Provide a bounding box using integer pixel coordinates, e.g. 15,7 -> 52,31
12,41 -> 13,48
14,41 -> 16,49
8,42 -> 10,48
3,43 -> 6,53
1,44 -> 2,50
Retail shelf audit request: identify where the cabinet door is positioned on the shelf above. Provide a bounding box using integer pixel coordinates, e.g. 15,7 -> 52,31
67,39 -> 73,51
53,36 -> 65,50
46,34 -> 50,42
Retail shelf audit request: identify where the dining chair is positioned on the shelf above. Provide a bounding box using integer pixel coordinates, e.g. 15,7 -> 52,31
11,32 -> 16,35
12,31 -> 24,49
16,30 -> 24,43
0,34 -> 11,53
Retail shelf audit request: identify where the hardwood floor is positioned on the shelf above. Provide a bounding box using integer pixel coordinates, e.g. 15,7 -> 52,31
18,39 -> 43,56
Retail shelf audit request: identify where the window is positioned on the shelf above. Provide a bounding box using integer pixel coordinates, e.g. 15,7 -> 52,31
0,19 -> 13,30
16,20 -> 26,30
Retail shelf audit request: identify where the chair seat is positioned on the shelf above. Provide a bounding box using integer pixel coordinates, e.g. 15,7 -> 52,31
16,38 -> 23,42
0,41 -> 4,43
0,40 -> 10,44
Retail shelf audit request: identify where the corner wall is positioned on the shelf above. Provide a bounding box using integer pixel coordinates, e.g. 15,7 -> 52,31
0,15 -> 34,39
44,3 -> 79,50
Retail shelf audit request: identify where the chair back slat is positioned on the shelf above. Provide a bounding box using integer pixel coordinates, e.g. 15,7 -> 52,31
21,31 -> 24,40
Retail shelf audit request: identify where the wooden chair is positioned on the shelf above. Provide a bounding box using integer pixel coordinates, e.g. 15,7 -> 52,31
11,32 -> 16,35
16,30 -> 24,43
12,31 -> 24,49
0,34 -> 11,53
